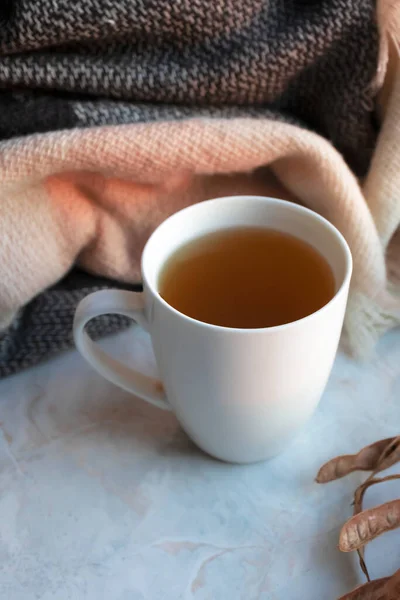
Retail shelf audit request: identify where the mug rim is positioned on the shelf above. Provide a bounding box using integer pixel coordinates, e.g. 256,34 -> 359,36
142,195 -> 353,334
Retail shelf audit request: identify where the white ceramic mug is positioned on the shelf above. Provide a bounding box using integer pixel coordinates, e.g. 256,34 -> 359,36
73,196 -> 352,463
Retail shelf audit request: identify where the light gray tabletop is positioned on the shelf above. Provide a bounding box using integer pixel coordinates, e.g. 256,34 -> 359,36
0,326 -> 399,600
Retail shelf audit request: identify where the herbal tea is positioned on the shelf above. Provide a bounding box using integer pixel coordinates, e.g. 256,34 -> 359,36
159,227 -> 335,328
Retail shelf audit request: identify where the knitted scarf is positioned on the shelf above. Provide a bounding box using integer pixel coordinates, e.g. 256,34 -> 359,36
0,0 -> 399,377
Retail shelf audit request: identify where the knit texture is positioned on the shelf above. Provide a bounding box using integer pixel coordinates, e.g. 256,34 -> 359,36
0,0 -> 379,174
0,270 -> 136,378
0,0 -> 399,376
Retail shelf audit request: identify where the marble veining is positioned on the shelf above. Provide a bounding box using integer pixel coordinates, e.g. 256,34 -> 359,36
0,327 -> 399,599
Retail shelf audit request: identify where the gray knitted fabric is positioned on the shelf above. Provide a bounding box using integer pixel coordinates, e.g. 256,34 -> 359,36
0,0 -> 379,377
0,271 -> 138,378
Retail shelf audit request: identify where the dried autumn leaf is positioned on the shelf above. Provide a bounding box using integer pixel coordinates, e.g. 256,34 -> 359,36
316,438 -> 396,483
339,499 -> 400,552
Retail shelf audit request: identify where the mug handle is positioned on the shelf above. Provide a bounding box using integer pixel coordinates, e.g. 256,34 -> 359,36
73,289 -> 171,411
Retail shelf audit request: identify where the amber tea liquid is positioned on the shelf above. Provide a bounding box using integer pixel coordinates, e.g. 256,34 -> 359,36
159,227 -> 335,328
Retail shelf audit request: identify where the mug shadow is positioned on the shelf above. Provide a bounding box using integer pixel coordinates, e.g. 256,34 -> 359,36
72,389 -> 249,471
76,389 -> 208,463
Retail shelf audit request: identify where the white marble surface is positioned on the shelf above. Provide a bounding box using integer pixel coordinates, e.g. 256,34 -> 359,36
0,326 -> 399,600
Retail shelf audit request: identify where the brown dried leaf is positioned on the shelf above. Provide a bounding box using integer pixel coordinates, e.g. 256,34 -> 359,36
339,499 -> 400,552
316,438 -> 396,483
